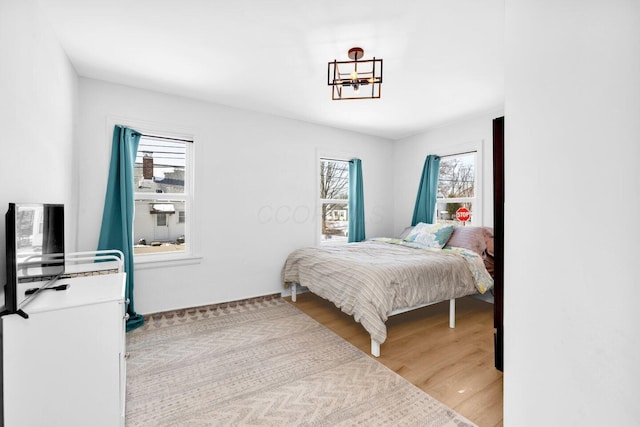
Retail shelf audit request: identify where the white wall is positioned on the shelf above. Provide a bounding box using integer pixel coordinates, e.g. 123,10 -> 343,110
504,1 -> 640,425
77,79 -> 394,314
0,0 -> 78,305
392,111 -> 502,235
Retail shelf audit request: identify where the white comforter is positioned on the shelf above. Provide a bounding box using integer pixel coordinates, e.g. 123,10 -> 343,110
282,239 -> 492,345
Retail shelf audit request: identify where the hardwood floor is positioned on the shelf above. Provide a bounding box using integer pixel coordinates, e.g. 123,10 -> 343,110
285,292 -> 503,427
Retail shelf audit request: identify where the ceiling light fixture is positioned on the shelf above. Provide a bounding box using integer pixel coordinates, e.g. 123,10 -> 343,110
328,47 -> 383,100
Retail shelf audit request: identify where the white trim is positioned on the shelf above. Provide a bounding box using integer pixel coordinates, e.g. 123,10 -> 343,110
134,254 -> 202,270
104,116 -> 201,266
316,149 -> 356,246
435,140 -> 484,226
438,197 -> 474,204
321,198 -> 349,204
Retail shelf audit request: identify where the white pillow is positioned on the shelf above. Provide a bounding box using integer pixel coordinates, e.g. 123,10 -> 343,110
404,222 -> 455,249
398,226 -> 414,240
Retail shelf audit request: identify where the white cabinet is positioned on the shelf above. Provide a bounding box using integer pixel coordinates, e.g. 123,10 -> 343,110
1,272 -> 126,427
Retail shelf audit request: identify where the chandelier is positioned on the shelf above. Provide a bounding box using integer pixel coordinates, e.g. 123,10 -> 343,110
328,47 -> 383,100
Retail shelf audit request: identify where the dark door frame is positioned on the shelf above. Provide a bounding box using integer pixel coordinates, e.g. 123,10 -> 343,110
493,116 -> 504,371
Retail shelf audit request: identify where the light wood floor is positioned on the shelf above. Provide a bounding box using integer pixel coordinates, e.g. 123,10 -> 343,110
285,292 -> 503,427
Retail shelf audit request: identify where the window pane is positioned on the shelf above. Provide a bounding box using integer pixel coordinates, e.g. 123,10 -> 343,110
135,138 -> 186,194
320,160 -> 349,200
437,153 -> 475,200
134,200 -> 186,255
156,213 -> 167,227
436,202 -> 475,226
321,202 -> 348,242
319,159 -> 349,244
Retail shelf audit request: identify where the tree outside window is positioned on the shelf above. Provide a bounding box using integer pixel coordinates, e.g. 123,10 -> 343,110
437,152 -> 476,225
319,159 -> 349,242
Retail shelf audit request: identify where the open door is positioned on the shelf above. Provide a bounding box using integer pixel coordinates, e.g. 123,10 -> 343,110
493,116 -> 504,371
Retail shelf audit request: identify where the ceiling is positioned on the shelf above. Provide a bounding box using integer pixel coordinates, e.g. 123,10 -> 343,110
39,0 -> 504,140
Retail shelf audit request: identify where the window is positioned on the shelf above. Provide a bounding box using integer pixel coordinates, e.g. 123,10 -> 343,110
156,214 -> 167,227
133,135 -> 192,256
436,151 -> 477,226
319,159 -> 349,243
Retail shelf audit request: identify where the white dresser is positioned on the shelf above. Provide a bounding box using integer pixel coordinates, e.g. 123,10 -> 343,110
1,272 -> 127,427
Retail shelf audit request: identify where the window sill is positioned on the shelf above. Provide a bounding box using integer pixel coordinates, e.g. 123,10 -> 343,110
134,253 -> 202,270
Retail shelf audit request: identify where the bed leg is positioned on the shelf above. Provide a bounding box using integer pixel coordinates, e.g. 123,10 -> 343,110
291,283 -> 297,302
449,299 -> 455,328
371,339 -> 381,358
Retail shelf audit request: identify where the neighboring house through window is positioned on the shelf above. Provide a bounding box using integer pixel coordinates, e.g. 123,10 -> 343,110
133,134 -> 193,257
319,158 -> 349,243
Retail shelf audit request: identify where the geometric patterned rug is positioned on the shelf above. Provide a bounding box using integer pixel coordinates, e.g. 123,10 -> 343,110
125,297 -> 477,426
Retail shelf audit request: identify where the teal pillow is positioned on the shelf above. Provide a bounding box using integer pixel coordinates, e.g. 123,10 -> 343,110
404,222 -> 455,249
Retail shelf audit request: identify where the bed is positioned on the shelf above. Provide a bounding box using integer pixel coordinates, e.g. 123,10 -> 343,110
282,224 -> 495,357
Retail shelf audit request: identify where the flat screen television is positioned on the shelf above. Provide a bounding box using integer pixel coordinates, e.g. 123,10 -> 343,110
2,203 -> 65,318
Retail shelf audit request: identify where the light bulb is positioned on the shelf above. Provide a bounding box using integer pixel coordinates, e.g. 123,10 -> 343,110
350,70 -> 358,81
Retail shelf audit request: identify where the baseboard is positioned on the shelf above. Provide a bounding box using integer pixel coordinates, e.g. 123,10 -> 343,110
138,293 -> 282,329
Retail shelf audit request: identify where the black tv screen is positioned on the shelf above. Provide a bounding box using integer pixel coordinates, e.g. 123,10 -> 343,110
3,203 -> 65,317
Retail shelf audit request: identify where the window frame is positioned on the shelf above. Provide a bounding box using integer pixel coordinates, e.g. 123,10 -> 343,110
435,141 -> 484,227
107,117 -> 200,268
317,151 -> 354,246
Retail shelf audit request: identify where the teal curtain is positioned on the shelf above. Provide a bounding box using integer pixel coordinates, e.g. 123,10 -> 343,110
411,155 -> 441,226
98,125 -> 144,332
348,158 -> 365,242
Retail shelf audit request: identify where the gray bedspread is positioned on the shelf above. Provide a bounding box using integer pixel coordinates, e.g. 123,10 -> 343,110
282,240 -> 483,345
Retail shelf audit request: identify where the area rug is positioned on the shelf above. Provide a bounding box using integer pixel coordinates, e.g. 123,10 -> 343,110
126,296 -> 477,426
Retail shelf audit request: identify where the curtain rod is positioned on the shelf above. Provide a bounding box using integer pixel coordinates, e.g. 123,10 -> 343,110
439,150 -> 476,159
138,133 -> 193,143
320,157 -> 354,163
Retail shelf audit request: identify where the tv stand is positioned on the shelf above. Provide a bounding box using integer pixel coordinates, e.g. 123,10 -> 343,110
1,269 -> 126,426
0,309 -> 28,319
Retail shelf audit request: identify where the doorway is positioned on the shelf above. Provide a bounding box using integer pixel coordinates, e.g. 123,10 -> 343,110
493,116 -> 504,371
